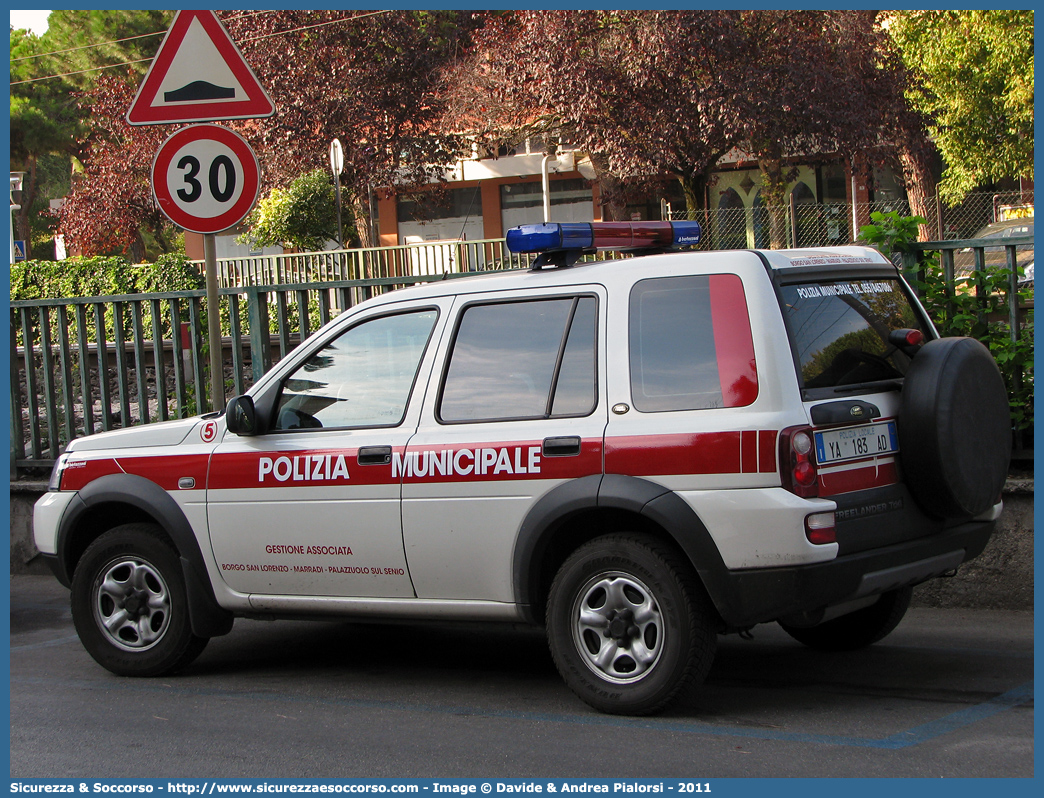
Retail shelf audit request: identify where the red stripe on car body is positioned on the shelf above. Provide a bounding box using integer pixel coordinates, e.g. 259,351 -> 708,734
818,460 -> 899,496
58,458 -> 124,491
605,432 -> 743,476
758,430 -> 778,473
206,439 -> 605,490
119,454 -> 210,491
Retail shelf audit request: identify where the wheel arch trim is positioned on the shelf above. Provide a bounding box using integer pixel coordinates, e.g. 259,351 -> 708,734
57,473 -> 233,637
512,474 -> 733,623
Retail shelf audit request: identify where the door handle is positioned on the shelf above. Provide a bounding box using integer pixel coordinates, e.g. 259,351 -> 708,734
543,436 -> 581,457
357,446 -> 392,465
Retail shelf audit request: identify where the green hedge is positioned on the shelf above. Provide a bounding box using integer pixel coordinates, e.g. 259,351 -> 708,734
11,253 -> 204,302
10,254 -> 319,346
11,254 -> 206,347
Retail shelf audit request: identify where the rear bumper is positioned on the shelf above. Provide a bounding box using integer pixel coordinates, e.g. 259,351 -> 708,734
712,513 -> 997,629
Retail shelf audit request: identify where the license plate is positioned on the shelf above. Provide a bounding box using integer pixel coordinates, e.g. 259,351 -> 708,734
815,421 -> 898,464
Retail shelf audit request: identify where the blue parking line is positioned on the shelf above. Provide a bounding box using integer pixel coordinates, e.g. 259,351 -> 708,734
473,681 -> 1035,750
10,633 -> 81,651
874,681 -> 1036,749
10,673 -> 1033,749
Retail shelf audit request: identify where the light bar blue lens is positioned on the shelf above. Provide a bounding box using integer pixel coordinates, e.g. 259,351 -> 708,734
506,223 -> 593,253
559,223 -> 594,249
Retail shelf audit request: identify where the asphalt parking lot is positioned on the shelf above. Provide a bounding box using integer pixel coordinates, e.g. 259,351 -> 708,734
9,574 -> 1034,778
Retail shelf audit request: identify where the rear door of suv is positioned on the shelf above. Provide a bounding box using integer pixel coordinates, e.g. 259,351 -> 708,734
401,283 -> 608,603
773,264 -> 941,553
601,255 -> 819,571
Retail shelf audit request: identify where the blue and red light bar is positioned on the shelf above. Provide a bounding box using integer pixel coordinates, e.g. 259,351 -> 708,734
506,221 -> 702,254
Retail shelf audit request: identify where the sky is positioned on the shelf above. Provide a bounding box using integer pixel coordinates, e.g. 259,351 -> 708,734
9,9 -> 51,35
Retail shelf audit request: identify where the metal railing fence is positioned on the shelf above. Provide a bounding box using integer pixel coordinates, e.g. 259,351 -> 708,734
667,190 -> 1033,249
902,235 -> 1034,459
196,191 -> 1032,292
10,273 -> 450,474
205,237 -> 534,289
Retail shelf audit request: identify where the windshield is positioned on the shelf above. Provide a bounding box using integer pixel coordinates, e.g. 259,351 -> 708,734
779,278 -> 932,396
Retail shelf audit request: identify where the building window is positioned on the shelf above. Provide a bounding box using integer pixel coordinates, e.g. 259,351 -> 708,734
500,178 -> 594,229
397,187 -> 481,223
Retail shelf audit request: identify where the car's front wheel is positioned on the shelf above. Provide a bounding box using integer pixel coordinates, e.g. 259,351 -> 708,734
71,523 -> 208,676
546,534 -> 717,715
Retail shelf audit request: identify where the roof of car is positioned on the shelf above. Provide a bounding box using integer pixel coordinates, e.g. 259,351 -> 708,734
363,244 -> 893,310
755,245 -> 891,271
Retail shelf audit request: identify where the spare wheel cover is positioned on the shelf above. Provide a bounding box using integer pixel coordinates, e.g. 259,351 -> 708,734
897,336 -> 1011,518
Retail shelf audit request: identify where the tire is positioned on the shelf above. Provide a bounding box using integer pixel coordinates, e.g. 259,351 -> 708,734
546,534 -> 717,715
778,587 -> 912,651
898,336 -> 1011,518
70,523 -> 208,676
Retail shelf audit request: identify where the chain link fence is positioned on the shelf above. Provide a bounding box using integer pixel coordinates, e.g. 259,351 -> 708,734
924,189 -> 1034,240
665,190 -> 1034,248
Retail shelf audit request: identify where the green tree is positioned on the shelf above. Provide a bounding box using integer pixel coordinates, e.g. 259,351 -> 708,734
10,10 -> 172,259
888,10 -> 1034,203
10,27 -> 81,258
240,170 -> 347,252
54,10 -> 482,253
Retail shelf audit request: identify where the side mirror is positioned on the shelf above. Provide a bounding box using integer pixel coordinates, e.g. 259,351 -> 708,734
225,395 -> 257,436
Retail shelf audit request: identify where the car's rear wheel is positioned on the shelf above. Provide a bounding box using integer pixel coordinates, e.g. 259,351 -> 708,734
546,534 -> 716,715
778,586 -> 912,651
71,523 -> 208,676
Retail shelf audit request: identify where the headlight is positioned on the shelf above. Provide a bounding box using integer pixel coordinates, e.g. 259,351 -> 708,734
48,453 -> 72,492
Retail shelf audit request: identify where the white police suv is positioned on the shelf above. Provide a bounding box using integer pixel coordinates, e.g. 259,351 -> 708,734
34,221 -> 1011,715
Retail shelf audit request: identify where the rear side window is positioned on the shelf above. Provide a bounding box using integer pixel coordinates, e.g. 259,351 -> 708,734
779,278 -> 931,393
629,274 -> 758,412
439,296 -> 598,423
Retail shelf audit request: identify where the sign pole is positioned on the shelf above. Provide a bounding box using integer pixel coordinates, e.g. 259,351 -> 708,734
129,9 -> 272,415
333,174 -> 343,248
203,233 -> 225,413
329,139 -> 344,248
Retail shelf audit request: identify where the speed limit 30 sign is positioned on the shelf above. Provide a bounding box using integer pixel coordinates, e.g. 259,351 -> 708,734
152,124 -> 261,234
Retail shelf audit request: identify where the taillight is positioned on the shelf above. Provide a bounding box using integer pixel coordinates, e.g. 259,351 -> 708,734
804,511 -> 836,544
780,425 -> 819,498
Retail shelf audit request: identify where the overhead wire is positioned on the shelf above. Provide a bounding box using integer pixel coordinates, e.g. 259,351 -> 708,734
235,9 -> 393,43
10,30 -> 164,62
10,9 -> 395,86
11,58 -> 154,85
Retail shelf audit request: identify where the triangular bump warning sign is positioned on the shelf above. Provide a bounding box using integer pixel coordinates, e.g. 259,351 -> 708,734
127,10 -> 275,125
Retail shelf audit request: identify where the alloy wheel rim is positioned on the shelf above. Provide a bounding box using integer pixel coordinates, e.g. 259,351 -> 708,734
570,571 -> 664,684
92,556 -> 171,652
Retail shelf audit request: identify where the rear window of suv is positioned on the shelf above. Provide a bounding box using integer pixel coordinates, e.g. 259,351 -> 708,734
629,274 -> 758,412
779,278 -> 931,395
